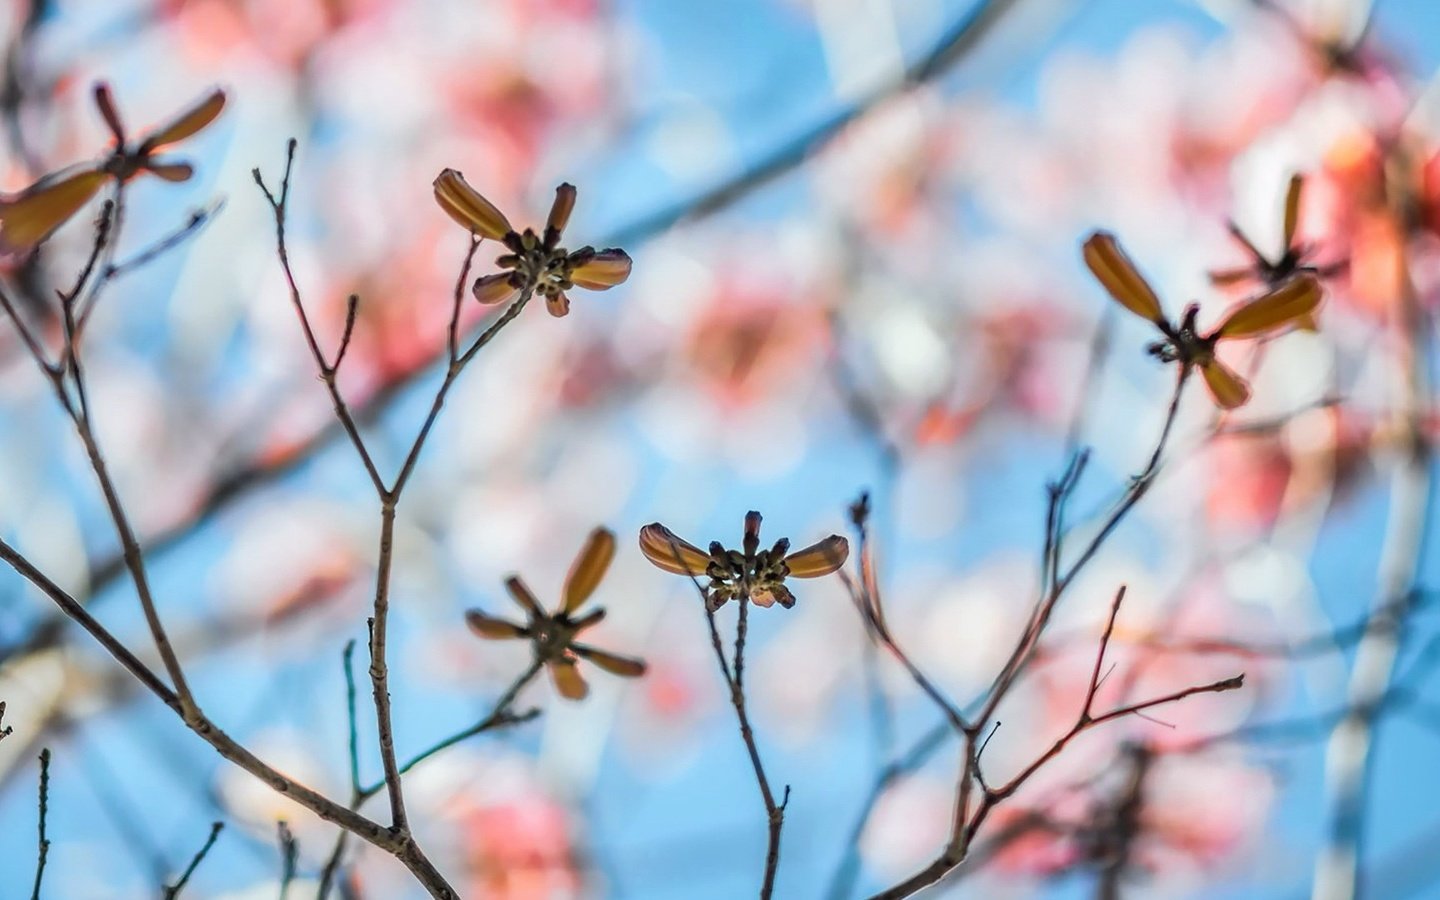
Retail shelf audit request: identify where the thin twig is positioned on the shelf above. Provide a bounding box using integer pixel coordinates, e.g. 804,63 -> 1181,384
102,201 -> 222,283
253,139 -> 385,496
277,820 -> 298,900
343,640 -> 362,797
868,672 -> 1244,900
31,748 -> 50,900
691,567 -> 788,899
316,659 -> 543,899
0,537 -> 459,896
869,370 -> 1209,899
163,822 -> 224,899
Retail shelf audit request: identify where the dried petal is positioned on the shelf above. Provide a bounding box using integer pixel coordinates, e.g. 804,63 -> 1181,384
139,88 -> 226,152
546,183 -> 576,236
638,524 -> 712,576
749,588 -> 776,608
505,576 -> 546,618
1208,266 -> 1255,287
1200,358 -> 1251,409
570,248 -> 631,290
1082,232 -> 1166,324
465,609 -> 528,640
1212,275 -> 1322,340
548,658 -> 589,700
570,608 -> 607,631
784,535 -> 850,578
473,272 -> 520,305
563,527 -> 616,613
743,511 -> 762,556
93,83 -> 126,142
434,169 -> 511,240
143,159 -> 195,182
0,168 -> 108,253
546,290 -> 571,317
572,643 -> 647,677
1283,173 -> 1304,248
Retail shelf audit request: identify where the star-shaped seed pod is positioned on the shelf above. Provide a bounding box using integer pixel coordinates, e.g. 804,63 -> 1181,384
0,84 -> 225,253
1083,231 -> 1323,409
1209,174 -> 1345,300
433,171 -> 632,317
465,527 -> 646,701
639,511 -> 849,611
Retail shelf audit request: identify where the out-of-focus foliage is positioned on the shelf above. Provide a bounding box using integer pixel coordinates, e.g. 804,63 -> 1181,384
2,0 -> 1440,897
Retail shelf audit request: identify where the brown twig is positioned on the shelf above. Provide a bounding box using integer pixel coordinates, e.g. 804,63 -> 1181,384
254,138 -> 533,868
316,651 -> 543,899
253,139 -> 385,496
867,369 -> 1235,899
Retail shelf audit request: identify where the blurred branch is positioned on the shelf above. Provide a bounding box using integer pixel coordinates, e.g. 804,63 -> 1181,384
609,0 -> 1029,246
102,201 -> 224,284
825,721 -> 953,900
163,821 -> 223,900
1312,173 -> 1435,900
277,820 -> 299,900
1064,307 -> 1116,457
1093,743 -> 1152,900
0,0 -> 47,175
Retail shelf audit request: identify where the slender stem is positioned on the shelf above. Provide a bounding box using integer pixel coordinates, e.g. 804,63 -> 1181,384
367,504 -> 407,831
277,820 -> 298,899
72,412 -> 195,712
981,369 -> 1189,727
343,640 -> 362,798
31,748 -> 50,900
867,673 -> 1243,900
254,140 -> 385,496
0,538 -> 177,703
706,598 -> 788,898
317,661 -> 542,899
163,822 -> 223,899
392,285 -> 533,497
368,660 -> 543,796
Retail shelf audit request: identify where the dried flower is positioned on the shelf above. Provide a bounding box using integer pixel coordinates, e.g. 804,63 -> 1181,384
432,172 -> 632,317
1082,231 -> 1323,409
465,527 -> 646,701
638,511 -> 849,611
1210,174 -> 1344,302
0,85 -> 225,253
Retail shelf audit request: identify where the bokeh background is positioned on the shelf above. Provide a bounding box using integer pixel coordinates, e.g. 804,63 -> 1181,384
2,0 -> 1440,896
